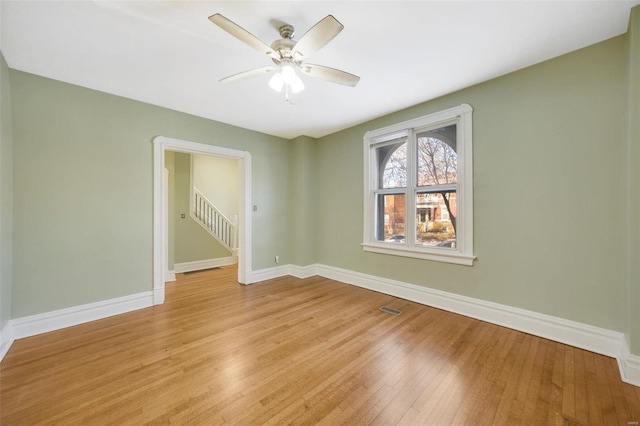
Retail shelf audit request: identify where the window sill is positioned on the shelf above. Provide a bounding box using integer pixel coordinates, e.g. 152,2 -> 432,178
361,243 -> 475,266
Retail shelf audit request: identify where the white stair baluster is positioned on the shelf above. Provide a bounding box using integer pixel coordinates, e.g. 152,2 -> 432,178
190,187 -> 236,251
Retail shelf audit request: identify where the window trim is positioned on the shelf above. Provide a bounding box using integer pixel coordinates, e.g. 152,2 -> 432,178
362,104 -> 475,266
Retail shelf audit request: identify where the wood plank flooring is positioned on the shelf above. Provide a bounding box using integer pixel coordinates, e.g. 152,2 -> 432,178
1,266 -> 639,425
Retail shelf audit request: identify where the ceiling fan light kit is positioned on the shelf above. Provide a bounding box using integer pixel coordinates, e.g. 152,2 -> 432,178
268,62 -> 305,97
208,13 -> 359,103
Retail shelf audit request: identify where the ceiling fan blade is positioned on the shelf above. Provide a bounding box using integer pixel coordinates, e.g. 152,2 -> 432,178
219,65 -> 277,84
301,64 -> 360,87
291,15 -> 344,59
209,13 -> 279,60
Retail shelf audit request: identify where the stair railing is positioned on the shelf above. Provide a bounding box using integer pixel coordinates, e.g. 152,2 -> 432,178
191,187 -> 237,251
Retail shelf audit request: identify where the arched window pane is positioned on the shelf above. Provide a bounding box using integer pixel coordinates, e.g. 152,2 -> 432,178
416,125 -> 457,187
376,140 -> 407,189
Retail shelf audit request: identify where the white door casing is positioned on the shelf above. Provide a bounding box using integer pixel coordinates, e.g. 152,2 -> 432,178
152,136 -> 252,304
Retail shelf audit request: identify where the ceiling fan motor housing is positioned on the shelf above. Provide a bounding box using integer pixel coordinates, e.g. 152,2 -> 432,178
278,24 -> 295,39
271,37 -> 297,61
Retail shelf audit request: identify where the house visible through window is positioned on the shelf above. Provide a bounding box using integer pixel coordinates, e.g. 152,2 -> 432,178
363,104 -> 474,265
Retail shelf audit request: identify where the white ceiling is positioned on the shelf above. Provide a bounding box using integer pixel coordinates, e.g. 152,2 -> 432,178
2,1 -> 639,139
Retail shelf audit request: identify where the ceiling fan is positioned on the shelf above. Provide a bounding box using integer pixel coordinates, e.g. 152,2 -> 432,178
208,14 -> 360,100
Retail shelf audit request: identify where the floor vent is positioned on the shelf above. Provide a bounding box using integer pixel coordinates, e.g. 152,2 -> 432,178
379,306 -> 402,316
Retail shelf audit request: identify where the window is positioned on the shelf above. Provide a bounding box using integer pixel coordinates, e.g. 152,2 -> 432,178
363,104 -> 474,265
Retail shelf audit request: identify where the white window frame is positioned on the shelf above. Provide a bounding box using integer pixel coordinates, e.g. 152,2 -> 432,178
362,104 -> 475,266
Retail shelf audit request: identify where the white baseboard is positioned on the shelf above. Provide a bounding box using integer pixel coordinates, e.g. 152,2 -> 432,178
316,264 -> 624,358
246,263 -> 317,284
153,287 -> 165,305
2,262 -> 638,387
619,342 -> 640,387
0,321 -> 14,362
248,262 -> 638,387
314,264 -> 640,386
0,290 -> 154,363
245,265 -> 290,284
165,270 -> 176,282
11,291 -> 154,341
174,257 -> 236,274
288,264 -> 318,279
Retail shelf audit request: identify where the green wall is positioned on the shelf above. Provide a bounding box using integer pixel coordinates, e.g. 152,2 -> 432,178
192,153 -> 239,221
625,7 -> 640,354
0,51 -> 13,331
173,152 -> 231,264
10,71 -> 290,317
289,135 -> 317,266
316,35 -> 628,333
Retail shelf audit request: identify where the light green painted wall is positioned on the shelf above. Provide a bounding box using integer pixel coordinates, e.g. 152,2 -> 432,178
10,70 -> 290,317
192,153 -> 239,221
0,51 -> 13,331
174,152 -> 231,263
165,151 -> 176,270
316,35 -> 628,332
289,135 -> 317,266
625,7 -> 640,354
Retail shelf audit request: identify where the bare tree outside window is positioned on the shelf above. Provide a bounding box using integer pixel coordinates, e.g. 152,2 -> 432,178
417,132 -> 457,234
417,137 -> 457,186
376,132 -> 458,245
380,142 -> 407,189
364,104 -> 473,264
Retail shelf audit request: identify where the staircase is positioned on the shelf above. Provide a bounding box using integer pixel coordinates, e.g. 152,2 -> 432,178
191,187 -> 237,252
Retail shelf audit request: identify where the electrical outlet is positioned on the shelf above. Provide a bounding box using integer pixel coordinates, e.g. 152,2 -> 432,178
275,255 -> 279,264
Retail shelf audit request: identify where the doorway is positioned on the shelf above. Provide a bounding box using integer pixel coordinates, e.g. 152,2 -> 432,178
152,136 -> 252,305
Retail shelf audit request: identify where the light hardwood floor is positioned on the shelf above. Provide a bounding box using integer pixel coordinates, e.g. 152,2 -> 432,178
1,266 -> 639,425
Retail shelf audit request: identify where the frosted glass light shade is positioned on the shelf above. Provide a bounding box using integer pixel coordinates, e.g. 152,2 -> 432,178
281,63 -> 296,84
269,72 -> 284,92
268,62 -> 305,97
290,74 -> 304,93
